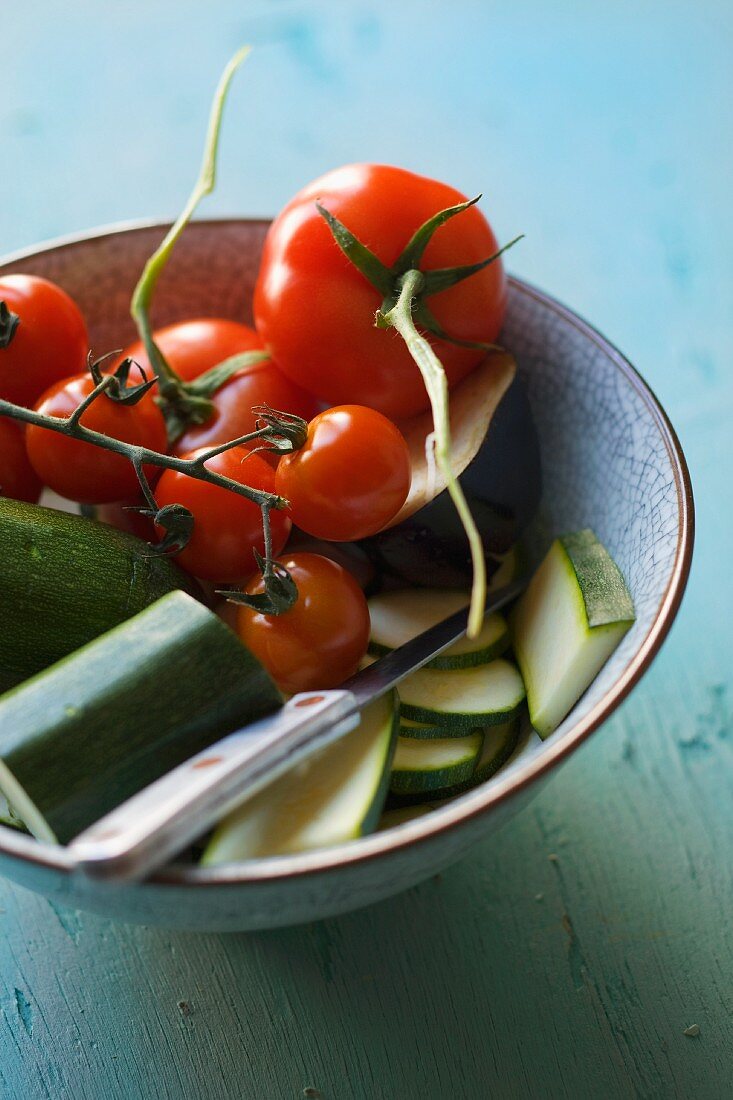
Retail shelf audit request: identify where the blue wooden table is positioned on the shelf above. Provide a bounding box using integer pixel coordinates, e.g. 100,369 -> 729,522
2,3 -> 731,1096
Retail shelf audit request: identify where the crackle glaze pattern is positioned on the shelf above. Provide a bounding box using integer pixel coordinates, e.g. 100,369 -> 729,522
0,223 -> 692,930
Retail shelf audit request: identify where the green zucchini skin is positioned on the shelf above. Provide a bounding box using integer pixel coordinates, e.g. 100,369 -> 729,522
398,717 -> 470,741
0,499 -> 202,694
431,718 -> 520,799
389,730 -> 484,797
201,692 -> 398,863
361,692 -> 401,836
0,591 -> 282,844
511,529 -> 635,737
389,718 -> 520,805
367,589 -> 510,671
398,660 -> 526,730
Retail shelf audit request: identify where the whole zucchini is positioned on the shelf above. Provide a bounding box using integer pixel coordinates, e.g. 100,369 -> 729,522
0,590 -> 282,844
0,499 -> 201,694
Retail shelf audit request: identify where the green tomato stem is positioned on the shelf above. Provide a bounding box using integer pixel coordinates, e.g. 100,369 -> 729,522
381,269 -> 487,639
129,46 -> 250,406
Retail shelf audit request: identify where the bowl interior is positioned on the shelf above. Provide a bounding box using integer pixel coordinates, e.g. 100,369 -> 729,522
0,221 -> 691,925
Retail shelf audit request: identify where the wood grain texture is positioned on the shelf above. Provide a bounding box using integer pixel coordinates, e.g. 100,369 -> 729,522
1,1 -> 731,1097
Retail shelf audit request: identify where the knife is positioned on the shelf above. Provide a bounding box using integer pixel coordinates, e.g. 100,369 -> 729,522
69,577 -> 525,882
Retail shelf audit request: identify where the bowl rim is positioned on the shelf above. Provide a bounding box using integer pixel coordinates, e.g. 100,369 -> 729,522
0,218 -> 695,888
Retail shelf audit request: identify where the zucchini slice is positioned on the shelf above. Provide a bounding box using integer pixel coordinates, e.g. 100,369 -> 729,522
432,717 -> 520,798
0,794 -> 25,833
368,588 -> 509,670
399,659 -> 526,729
489,545 -> 519,590
0,591 -> 282,844
201,692 -> 398,864
377,804 -> 434,831
390,729 -> 484,797
511,529 -> 635,738
399,716 -> 466,740
0,498 -> 201,694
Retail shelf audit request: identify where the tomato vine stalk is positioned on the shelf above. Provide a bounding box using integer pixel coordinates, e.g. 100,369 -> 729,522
128,45 -> 257,443
0,369 -> 305,608
0,49 -> 310,613
0,381 -> 290,508
379,269 -> 487,637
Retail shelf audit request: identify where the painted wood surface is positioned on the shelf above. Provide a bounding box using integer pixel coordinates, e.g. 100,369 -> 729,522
1,2 -> 730,1096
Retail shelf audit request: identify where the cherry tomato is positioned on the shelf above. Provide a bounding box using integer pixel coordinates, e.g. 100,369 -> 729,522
0,418 -> 42,503
276,405 -> 411,541
154,446 -> 290,583
25,373 -> 167,504
119,318 -> 320,454
235,552 -> 371,693
0,275 -> 88,407
174,354 -> 320,456
120,318 -> 263,383
254,163 -> 507,420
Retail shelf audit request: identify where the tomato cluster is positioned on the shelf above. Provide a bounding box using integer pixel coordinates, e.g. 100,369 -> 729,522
1,163 -> 507,691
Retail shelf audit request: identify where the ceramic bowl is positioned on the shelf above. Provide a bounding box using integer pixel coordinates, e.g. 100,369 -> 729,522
0,221 -> 693,930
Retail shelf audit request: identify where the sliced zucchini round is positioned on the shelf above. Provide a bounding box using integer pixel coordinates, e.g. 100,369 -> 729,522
201,692 -> 398,864
489,545 -> 520,591
398,716 -> 467,740
433,717 -> 520,798
390,729 -> 484,797
399,659 -> 526,729
377,804 -> 434,831
368,588 -> 509,670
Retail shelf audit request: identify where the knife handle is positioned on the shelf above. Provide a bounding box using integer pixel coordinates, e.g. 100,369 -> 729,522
68,689 -> 360,882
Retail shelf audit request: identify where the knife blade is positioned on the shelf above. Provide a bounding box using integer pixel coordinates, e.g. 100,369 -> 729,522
69,576 -> 525,881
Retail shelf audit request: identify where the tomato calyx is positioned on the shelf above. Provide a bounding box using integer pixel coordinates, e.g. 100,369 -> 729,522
221,550 -> 299,616
249,404 -> 309,455
0,301 -> 20,348
141,349 -> 268,444
316,197 -> 522,351
144,501 -> 196,556
88,350 -> 157,406
143,355 -> 215,443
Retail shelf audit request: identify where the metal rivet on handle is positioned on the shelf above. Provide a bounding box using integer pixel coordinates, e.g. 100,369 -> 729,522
293,695 -> 325,707
192,756 -> 223,769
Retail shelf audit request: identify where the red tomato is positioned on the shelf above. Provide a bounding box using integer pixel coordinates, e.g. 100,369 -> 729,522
254,163 -> 507,420
120,318 -> 263,383
0,275 -> 88,407
174,355 -> 320,456
25,373 -> 167,504
118,318 -> 320,454
235,552 -> 370,693
154,446 -> 290,583
0,418 -> 42,503
276,405 -> 411,540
